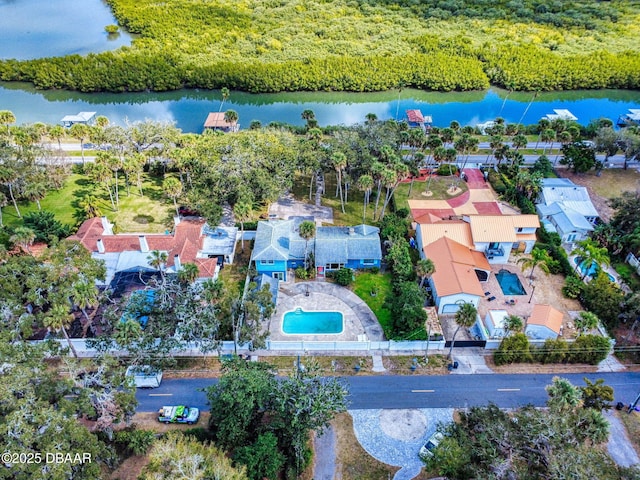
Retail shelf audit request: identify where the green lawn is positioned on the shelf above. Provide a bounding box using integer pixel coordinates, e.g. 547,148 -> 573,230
351,272 -> 393,338
2,172 -> 177,234
291,173 -> 376,226
394,176 -> 469,212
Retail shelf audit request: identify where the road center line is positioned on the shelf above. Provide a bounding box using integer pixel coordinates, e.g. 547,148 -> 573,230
497,388 -> 521,392
411,389 -> 435,393
148,393 -> 173,396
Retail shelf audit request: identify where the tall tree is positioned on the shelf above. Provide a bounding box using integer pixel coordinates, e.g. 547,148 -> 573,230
218,87 -> 230,112
10,226 -> 36,253
331,152 -> 347,214
147,250 -> 168,281
177,262 -> 200,284
449,302 -> 477,359
69,123 -> 91,165
162,176 -> 183,215
43,303 -> 79,357
0,109 -> 16,134
357,174 -> 374,223
299,220 -> 316,270
571,239 -> 610,280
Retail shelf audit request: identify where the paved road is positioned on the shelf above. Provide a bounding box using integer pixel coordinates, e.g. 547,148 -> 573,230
136,371 -> 640,412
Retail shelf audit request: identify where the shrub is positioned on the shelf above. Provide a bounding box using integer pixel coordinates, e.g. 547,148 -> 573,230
23,210 -> 71,244
105,24 -> 120,34
369,266 -> 380,274
494,333 -> 532,365
562,276 -> 584,299
114,429 -> 156,456
233,432 -> 285,480
536,338 -> 569,364
568,335 -> 611,364
334,268 -> 353,286
436,164 -> 458,176
395,207 -> 410,219
295,266 -> 309,279
487,169 -> 507,194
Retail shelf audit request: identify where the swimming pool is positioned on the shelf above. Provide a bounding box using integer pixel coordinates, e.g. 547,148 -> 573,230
282,308 -> 344,335
574,257 -> 615,282
495,270 -> 527,296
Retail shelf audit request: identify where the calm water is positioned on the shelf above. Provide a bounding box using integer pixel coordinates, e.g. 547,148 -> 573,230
282,309 -> 344,335
0,0 -> 132,60
1,83 -> 639,133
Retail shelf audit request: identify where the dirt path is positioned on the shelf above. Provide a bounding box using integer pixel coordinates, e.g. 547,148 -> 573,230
313,424 -> 338,480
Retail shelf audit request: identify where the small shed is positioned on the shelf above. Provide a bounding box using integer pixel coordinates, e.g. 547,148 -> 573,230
525,304 -> 563,340
484,309 -> 509,338
406,109 -> 432,129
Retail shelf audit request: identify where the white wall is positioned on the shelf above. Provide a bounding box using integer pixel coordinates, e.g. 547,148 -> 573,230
474,241 -> 510,264
436,292 -> 480,314
525,324 -> 558,340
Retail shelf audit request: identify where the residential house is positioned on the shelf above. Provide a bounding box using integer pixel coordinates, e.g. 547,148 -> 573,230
423,236 -> 491,314
536,178 -> 599,244
61,111 -> 97,128
466,215 -> 539,263
542,109 -> 577,122
203,112 -> 239,133
415,214 -> 539,265
251,219 -> 382,281
525,304 -> 563,340
617,109 -> 640,128
69,216 -> 236,287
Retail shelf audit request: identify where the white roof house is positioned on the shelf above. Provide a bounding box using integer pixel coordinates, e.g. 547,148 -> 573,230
536,178 -> 599,244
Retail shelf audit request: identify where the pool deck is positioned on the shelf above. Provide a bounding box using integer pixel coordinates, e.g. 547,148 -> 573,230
269,281 -> 385,342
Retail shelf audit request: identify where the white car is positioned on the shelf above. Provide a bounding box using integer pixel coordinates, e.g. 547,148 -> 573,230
158,406 -> 200,425
419,431 -> 444,459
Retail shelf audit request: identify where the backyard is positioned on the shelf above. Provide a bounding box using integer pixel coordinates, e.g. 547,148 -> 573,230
394,175 -> 469,212
352,272 -> 393,338
1,170 -> 176,233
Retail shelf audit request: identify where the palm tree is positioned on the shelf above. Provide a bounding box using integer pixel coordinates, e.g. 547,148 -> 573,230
575,311 -> 599,334
162,177 -> 183,216
0,191 -> 7,227
218,87 -> 230,112
299,220 -> 316,270
148,250 -> 168,280
379,163 -> 408,220
10,226 -> 36,253
47,124 -> 65,150
504,314 -> 524,337
449,302 -> 477,359
301,109 -> 316,128
0,110 -> 16,134
69,123 -> 91,165
331,152 -> 347,214
555,130 -> 572,163
365,113 -> 378,125
22,177 -> 47,210
541,128 -> 556,155
357,174 -> 374,223
0,164 -> 22,217
416,259 -> 435,289
70,280 -> 100,337
535,118 -> 550,150
178,262 -> 200,284
517,247 -> 552,281
546,376 -> 582,413
233,199 -> 252,252
571,239 -> 610,280
44,303 -> 78,358
223,109 -> 239,131
512,133 -> 528,152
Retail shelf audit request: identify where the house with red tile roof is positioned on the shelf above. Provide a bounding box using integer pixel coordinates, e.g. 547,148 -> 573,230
69,216 -> 238,287
405,109 -> 432,129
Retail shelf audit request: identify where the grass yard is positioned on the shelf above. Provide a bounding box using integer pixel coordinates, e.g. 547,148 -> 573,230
352,272 -> 393,337
2,172 -> 177,234
291,173 -> 378,226
394,177 -> 469,212
616,409 -> 640,457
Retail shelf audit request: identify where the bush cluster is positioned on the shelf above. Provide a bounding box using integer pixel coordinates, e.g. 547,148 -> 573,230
494,333 -> 611,366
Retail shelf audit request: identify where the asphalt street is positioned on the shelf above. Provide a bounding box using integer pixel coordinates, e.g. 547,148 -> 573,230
136,371 -> 640,412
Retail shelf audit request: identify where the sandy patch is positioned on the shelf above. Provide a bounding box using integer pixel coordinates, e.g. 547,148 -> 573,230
379,410 -> 427,441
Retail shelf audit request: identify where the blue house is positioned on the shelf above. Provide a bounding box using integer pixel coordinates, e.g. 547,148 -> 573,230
251,220 -> 382,281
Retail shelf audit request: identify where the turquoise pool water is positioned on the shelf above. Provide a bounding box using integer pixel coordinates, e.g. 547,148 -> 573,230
282,308 -> 344,335
574,257 -> 615,282
496,270 -> 527,296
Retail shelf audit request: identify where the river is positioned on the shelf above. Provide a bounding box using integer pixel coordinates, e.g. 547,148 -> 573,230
0,0 -> 132,60
1,82 -> 639,133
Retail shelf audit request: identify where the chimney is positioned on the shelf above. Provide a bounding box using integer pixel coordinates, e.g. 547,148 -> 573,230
174,215 -> 181,227
348,227 -> 355,235
97,239 -> 105,254
174,254 -> 181,272
101,216 -> 113,235
138,235 -> 150,253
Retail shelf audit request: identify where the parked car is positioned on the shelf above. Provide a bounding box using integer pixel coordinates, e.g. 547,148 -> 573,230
419,431 -> 444,459
158,405 -> 199,424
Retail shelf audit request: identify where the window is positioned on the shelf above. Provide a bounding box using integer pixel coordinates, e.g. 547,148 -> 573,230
362,259 -> 375,265
488,242 -> 500,249
260,260 -> 274,265
516,227 -> 524,233
327,263 -> 345,270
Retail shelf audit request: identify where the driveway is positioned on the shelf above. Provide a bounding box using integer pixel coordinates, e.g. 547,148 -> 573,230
268,193 -> 333,224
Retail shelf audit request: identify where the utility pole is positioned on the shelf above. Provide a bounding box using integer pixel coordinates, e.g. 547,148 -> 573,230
628,391 -> 640,414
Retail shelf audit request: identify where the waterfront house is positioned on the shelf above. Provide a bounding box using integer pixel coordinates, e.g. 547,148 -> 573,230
69,216 -> 234,287
542,109 -> 577,122
61,111 -> 96,128
617,109 -> 640,128
525,304 -> 563,340
251,219 -> 382,281
536,178 -> 599,244
203,112 -> 239,133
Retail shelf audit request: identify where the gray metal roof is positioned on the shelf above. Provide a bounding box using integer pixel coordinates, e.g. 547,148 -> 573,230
251,220 -> 292,262
538,179 -> 599,218
315,225 -> 381,266
538,202 -> 594,232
